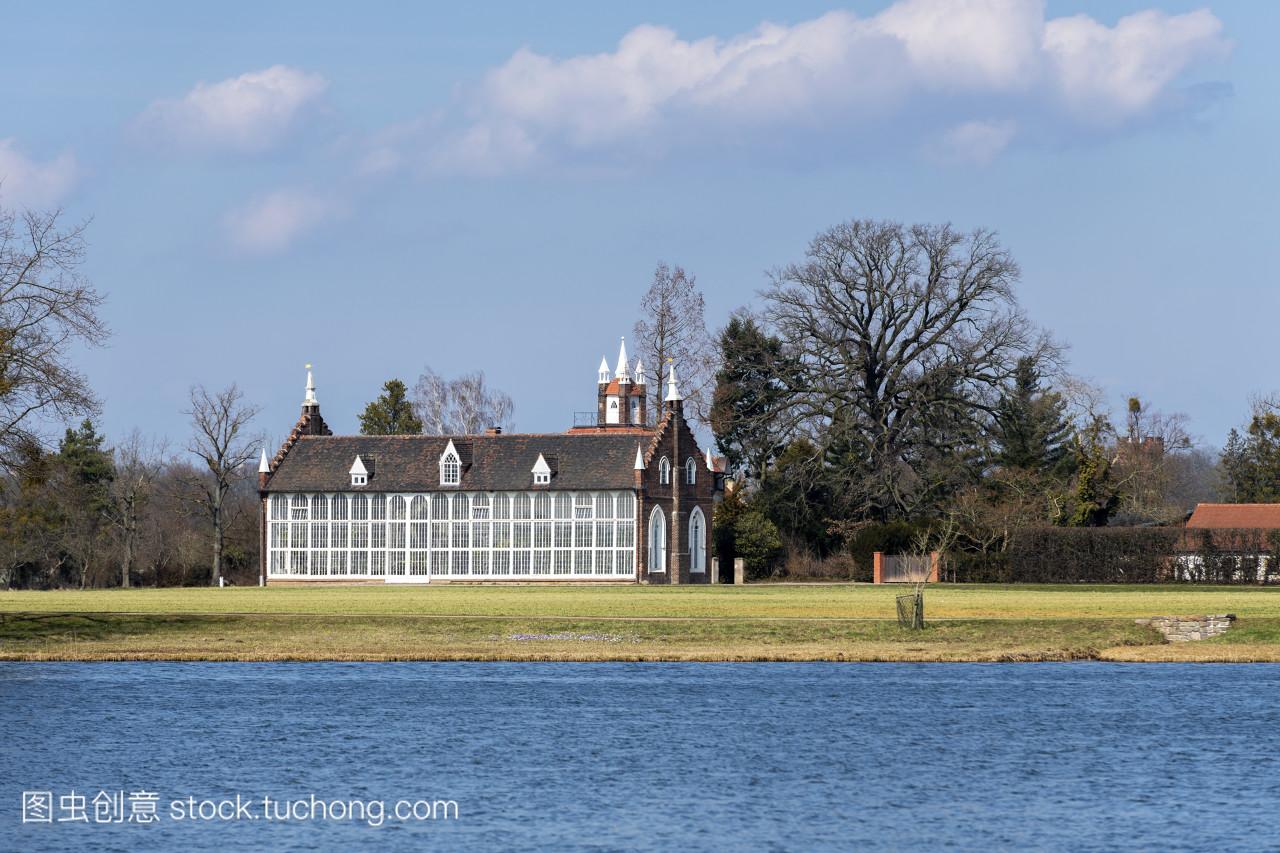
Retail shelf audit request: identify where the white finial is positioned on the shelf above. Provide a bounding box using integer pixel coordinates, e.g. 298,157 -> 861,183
634,443 -> 645,470
598,356 -> 610,384
634,357 -> 646,385
258,448 -> 270,474
664,361 -> 683,402
303,363 -> 317,406
615,337 -> 631,384
706,447 -> 714,470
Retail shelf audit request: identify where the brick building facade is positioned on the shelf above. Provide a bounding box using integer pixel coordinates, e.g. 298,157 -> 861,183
258,339 -> 722,584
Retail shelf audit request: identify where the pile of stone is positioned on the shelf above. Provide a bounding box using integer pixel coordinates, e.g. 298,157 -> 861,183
1134,614 -> 1236,642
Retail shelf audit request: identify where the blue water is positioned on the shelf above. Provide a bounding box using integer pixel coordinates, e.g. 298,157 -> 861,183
1,662 -> 1278,852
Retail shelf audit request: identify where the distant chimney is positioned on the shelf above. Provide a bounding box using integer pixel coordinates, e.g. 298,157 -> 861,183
485,427 -> 503,436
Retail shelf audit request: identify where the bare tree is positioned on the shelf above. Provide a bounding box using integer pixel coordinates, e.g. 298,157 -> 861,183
185,385 -> 258,586
412,367 -> 514,435
761,219 -> 1056,520
633,262 -> 716,426
108,430 -> 167,588
0,204 -> 108,469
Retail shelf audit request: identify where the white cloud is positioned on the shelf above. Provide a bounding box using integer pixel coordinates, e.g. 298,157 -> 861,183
139,65 -> 328,153
401,0 -> 1229,174
1043,9 -> 1230,125
0,140 -> 78,207
224,189 -> 340,254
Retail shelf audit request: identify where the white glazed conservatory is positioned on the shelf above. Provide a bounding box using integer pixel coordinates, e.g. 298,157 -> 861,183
267,490 -> 636,581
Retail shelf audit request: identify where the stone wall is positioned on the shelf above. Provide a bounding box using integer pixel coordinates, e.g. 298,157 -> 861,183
1135,614 -> 1236,642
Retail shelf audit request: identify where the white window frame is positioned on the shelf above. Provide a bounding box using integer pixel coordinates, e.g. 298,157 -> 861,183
685,457 -> 696,485
440,447 -> 461,486
689,506 -> 706,573
658,456 -> 671,485
648,505 -> 667,573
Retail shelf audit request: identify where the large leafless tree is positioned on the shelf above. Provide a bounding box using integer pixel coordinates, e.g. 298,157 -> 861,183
412,368 -> 514,435
761,219 -> 1056,520
0,204 -> 107,470
185,384 -> 258,586
633,262 -> 716,427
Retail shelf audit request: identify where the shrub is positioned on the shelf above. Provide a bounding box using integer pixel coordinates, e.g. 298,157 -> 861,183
781,545 -> 858,580
734,511 -> 784,578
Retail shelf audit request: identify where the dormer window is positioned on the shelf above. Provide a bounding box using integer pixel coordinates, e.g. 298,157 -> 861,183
685,457 -> 697,485
440,440 -> 461,487
349,455 -> 369,487
532,453 -> 552,486
659,456 -> 671,485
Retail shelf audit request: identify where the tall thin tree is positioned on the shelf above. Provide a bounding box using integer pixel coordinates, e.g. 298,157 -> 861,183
633,262 -> 716,427
185,384 -> 259,586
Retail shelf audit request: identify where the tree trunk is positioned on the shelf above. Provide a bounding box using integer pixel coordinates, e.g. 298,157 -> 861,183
211,502 -> 222,586
122,521 -> 133,589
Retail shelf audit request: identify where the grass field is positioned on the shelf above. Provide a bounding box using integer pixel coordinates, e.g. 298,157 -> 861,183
3,583 -> 1279,662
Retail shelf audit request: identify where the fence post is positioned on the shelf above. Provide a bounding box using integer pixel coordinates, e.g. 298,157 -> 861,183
733,558 -> 745,585
929,551 -> 940,583
873,551 -> 883,584
710,557 -> 720,584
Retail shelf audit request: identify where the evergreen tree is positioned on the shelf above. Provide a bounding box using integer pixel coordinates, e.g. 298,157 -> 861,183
992,357 -> 1073,475
709,315 -> 786,480
58,419 -> 114,515
54,419 -> 115,586
359,379 -> 423,435
1220,413 -> 1280,502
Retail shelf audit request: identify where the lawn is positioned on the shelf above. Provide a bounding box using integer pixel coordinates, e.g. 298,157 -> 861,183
2,584 -> 1278,662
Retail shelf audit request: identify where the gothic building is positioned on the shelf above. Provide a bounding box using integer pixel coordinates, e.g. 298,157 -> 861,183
258,339 -> 721,584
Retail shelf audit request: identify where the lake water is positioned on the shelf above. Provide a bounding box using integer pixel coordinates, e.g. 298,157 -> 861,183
2,662 -> 1278,851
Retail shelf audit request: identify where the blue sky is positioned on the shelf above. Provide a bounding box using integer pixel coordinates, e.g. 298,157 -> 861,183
0,1 -> 1272,450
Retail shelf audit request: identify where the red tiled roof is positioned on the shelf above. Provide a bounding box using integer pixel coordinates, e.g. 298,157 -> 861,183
1186,503 -> 1280,529
601,379 -> 644,395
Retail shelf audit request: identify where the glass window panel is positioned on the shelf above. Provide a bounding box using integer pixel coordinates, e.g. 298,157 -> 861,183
493,494 -> 510,519
351,494 -> 368,520
534,493 -> 551,519
291,494 -> 308,520
411,495 -> 429,520
390,496 -> 407,520
311,495 -> 329,519
554,493 -> 573,519
371,494 -> 387,520
331,494 -> 348,520
595,493 -> 612,518
514,494 -> 531,519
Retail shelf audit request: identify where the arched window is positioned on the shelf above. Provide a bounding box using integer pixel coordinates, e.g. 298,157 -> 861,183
685,457 -> 697,485
689,507 -> 706,573
648,506 -> 667,573
440,442 -> 461,486
658,456 -> 671,485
